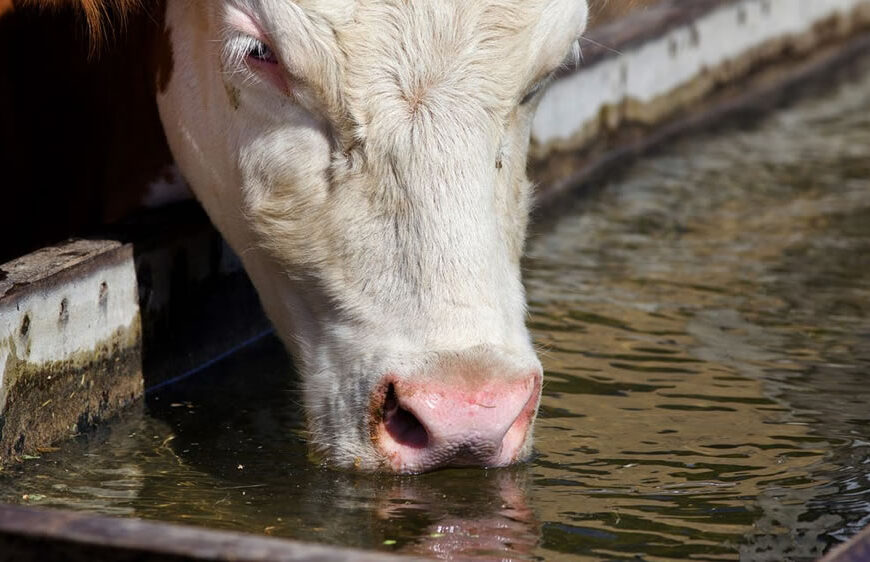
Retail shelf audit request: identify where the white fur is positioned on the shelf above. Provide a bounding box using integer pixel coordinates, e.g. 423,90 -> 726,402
156,0 -> 588,470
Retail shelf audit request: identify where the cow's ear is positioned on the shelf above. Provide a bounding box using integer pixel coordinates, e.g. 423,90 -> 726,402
19,0 -> 141,47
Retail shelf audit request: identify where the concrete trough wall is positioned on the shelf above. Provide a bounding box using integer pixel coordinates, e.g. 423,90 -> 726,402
0,241 -> 142,465
0,208 -> 271,466
3,0 -> 870,558
531,0 -> 870,201
536,0 -> 870,150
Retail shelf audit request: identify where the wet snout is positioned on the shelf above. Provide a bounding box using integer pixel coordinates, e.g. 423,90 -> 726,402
370,352 -> 542,473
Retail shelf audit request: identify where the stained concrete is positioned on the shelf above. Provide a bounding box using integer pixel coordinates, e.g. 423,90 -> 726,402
0,240 -> 141,465
531,0 -> 870,193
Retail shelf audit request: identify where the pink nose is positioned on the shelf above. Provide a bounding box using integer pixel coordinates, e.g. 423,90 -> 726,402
370,367 -> 542,473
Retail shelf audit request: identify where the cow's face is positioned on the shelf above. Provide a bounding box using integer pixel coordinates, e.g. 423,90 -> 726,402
157,0 -> 587,473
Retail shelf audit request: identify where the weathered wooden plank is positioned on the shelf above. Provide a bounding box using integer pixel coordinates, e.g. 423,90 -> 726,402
0,503 -> 413,561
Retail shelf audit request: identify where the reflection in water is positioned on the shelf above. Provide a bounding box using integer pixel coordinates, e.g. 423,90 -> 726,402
3,51 -> 870,562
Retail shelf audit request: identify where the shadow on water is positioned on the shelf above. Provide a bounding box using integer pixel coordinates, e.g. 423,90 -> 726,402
3,41 -> 870,562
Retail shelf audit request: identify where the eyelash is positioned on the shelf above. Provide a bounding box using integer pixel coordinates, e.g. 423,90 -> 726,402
521,40 -> 580,106
222,33 -> 292,97
246,38 -> 278,65
520,82 -> 543,105
520,77 -> 550,106
223,35 -> 278,72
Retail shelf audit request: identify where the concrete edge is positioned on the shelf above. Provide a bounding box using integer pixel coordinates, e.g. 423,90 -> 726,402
530,26 -> 870,209
531,0 -> 870,160
574,0 -> 738,70
0,503 -> 415,562
0,213 -> 270,468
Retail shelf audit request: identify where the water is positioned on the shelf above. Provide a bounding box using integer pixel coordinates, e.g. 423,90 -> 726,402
3,59 -> 870,561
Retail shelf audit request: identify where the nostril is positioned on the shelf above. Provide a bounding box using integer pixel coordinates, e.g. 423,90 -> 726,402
382,383 -> 428,449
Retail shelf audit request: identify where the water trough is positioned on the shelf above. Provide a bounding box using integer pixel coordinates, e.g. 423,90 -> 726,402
2,0 -> 870,559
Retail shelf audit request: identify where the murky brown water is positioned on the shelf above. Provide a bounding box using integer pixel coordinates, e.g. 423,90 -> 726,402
3,57 -> 870,561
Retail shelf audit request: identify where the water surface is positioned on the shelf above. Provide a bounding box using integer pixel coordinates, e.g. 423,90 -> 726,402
3,56 -> 870,561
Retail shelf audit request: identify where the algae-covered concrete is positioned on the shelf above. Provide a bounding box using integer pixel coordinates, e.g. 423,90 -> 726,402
0,240 -> 142,465
0,208 -> 270,467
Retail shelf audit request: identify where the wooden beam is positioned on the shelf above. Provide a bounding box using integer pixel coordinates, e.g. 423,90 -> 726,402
0,503 -> 409,562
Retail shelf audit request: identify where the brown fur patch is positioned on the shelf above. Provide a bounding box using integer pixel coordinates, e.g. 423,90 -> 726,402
0,0 -> 14,17
18,0 -> 140,44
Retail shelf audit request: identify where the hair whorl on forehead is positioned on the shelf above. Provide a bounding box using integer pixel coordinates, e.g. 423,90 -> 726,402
21,0 -> 141,43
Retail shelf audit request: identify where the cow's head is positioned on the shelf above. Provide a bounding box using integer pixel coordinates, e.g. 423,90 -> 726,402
156,0 -> 588,473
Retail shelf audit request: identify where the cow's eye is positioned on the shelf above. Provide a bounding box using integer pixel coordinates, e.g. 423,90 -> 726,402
520,77 -> 550,105
247,39 -> 278,65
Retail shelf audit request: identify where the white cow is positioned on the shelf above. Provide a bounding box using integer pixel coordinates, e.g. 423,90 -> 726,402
41,0 -> 588,473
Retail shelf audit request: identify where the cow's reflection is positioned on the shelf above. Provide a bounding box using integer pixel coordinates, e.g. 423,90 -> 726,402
372,469 -> 539,559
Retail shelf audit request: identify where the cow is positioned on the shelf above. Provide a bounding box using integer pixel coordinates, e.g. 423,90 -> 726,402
12,0 -> 588,473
